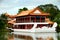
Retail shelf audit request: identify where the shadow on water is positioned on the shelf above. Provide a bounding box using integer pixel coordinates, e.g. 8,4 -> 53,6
0,32 -> 60,40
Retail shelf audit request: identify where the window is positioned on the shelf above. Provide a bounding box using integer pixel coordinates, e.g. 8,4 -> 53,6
41,16 -> 45,22
36,16 -> 40,22
31,16 -> 35,22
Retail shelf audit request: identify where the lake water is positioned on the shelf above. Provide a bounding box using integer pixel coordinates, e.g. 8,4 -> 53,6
0,32 -> 60,40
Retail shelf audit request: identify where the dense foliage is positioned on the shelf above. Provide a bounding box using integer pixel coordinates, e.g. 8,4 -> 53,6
0,14 -> 8,30
38,4 -> 60,32
38,4 -> 60,21
18,7 -> 28,14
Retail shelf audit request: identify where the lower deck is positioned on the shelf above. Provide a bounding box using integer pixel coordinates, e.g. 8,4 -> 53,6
12,24 -> 53,29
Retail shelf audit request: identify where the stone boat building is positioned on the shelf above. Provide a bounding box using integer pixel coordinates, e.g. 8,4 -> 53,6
6,7 -> 54,30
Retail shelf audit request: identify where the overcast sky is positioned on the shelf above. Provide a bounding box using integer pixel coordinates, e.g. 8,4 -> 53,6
0,0 -> 60,15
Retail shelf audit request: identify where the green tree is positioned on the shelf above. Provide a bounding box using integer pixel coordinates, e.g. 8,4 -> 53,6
38,4 -> 60,21
38,4 -> 60,32
18,7 -> 28,14
0,13 -> 8,30
54,11 -> 60,32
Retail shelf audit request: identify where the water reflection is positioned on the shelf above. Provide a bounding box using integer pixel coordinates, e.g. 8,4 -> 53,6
8,33 -> 14,40
0,32 -> 8,40
0,32 -> 60,40
14,34 -> 33,40
8,32 -> 60,40
57,33 -> 60,40
1,32 -> 59,40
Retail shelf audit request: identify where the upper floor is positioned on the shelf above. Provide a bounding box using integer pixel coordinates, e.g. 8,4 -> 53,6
6,7 -> 53,24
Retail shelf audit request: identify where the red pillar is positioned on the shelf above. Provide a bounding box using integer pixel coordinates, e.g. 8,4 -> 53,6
40,16 -> 41,22
30,16 -> 31,22
35,16 -> 36,22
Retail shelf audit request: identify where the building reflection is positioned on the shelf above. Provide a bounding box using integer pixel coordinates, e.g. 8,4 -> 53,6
8,32 -> 58,40
8,33 -> 14,40
36,37 -> 43,40
14,34 -> 33,40
46,37 -> 54,40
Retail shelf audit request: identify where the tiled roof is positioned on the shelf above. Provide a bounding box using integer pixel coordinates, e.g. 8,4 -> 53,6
48,21 -> 54,24
45,18 -> 54,24
5,13 -> 16,18
5,7 -> 50,18
8,19 -> 16,24
16,10 -> 32,16
16,7 -> 50,17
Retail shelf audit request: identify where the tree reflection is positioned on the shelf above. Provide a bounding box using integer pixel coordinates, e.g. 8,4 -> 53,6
57,33 -> 60,40
0,32 -> 8,40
